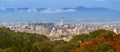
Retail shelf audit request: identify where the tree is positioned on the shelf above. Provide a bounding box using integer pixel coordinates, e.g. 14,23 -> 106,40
95,42 -> 115,52
9,45 -> 19,52
33,40 -> 54,52
71,34 -> 89,43
89,29 -> 115,38
22,41 -> 32,52
52,44 -> 70,52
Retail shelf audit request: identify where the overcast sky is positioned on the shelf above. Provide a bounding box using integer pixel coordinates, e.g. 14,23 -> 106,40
0,0 -> 120,10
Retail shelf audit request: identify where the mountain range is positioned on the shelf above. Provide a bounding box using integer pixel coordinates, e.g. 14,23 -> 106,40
0,7 -> 120,23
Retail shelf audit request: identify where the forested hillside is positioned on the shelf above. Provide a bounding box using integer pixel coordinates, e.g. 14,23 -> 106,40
0,27 -> 120,52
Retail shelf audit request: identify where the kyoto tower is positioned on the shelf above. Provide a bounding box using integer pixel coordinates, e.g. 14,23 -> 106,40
60,17 -> 64,26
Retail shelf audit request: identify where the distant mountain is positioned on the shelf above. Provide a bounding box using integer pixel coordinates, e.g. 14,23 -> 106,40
0,7 -> 120,23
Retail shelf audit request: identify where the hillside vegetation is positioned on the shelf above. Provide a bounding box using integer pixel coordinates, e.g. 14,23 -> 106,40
0,27 -> 120,52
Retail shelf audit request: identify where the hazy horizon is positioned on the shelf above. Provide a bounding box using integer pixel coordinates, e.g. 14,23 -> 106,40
0,0 -> 120,11
0,0 -> 120,23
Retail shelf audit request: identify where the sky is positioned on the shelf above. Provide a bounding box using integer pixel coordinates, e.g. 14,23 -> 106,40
0,0 -> 120,22
0,0 -> 120,10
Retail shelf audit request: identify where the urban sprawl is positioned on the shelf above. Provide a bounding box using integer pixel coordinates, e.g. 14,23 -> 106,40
0,18 -> 120,41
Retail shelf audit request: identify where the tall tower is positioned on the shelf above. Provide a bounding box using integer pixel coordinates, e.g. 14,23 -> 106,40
60,17 -> 64,26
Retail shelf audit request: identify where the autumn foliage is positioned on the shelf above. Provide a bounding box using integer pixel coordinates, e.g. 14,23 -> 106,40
76,29 -> 120,52
0,27 -> 120,52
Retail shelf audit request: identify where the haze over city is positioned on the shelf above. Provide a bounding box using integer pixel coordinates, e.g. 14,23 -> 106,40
0,0 -> 120,23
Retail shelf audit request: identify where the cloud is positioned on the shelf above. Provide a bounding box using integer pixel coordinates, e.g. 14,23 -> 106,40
27,8 -> 37,12
40,9 -> 76,13
65,9 -> 76,12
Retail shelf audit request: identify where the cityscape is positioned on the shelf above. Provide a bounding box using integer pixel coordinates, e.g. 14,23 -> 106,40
0,0 -> 120,52
0,17 -> 120,41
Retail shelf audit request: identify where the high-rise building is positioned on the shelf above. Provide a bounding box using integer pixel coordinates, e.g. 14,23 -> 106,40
60,17 -> 64,26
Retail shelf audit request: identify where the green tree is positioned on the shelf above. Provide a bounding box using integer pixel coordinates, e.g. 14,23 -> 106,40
22,42 -> 31,52
95,43 -> 115,52
9,45 -> 19,52
33,40 -> 54,52
52,44 -> 70,52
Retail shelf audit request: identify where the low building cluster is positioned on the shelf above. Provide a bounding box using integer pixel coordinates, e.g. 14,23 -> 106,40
0,22 -> 120,41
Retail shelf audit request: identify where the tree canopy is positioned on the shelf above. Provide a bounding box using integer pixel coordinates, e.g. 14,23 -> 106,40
0,28 -> 120,52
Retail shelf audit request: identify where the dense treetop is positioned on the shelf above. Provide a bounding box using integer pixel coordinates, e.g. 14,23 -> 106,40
0,27 -> 120,52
